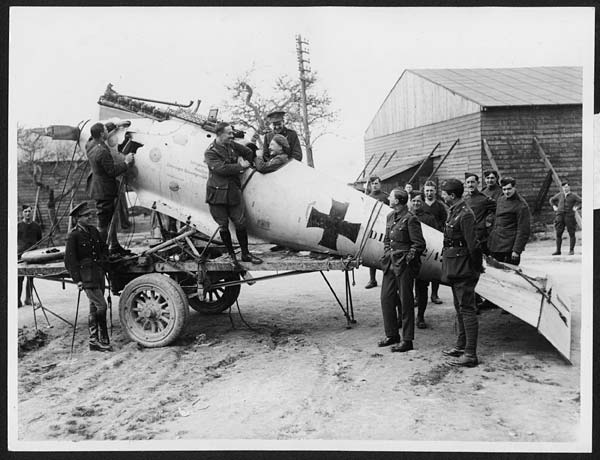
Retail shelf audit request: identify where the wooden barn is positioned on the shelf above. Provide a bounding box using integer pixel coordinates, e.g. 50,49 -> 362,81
17,159 -> 90,244
363,66 -> 582,226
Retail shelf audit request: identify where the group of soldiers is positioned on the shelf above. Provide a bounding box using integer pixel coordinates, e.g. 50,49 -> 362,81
59,110 -> 303,352
365,168 -> 580,368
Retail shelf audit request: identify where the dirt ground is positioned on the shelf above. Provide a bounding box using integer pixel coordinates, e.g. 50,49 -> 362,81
14,235 -> 584,445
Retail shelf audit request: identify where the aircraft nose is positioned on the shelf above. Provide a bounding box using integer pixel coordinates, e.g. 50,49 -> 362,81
27,125 -> 80,141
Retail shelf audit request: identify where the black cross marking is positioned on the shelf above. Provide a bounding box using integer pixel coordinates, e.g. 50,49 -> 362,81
306,199 -> 361,251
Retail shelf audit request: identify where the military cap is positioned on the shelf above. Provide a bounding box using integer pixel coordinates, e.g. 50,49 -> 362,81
483,169 -> 499,179
266,110 -> 286,122
464,172 -> 479,181
105,122 -> 117,134
70,202 -> 94,217
441,179 -> 464,195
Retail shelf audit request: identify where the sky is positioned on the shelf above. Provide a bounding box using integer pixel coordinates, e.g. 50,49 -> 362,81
9,7 -> 594,185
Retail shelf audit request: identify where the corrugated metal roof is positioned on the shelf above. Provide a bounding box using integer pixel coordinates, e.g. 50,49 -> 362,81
408,67 -> 582,107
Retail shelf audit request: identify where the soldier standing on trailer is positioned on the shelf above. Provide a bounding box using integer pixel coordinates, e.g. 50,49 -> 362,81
422,180 -> 447,304
365,176 -> 389,289
17,204 -> 42,308
440,179 -> 483,367
64,202 -> 112,352
262,111 -> 303,162
205,122 -> 263,265
86,122 -> 135,256
378,188 -> 425,353
488,177 -> 531,265
549,180 -> 582,255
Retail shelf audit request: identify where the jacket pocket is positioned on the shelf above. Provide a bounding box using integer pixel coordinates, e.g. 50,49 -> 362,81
441,247 -> 473,281
206,185 -> 229,205
80,265 -> 94,284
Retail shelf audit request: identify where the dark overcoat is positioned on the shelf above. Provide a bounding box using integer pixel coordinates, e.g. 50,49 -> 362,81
64,225 -> 108,289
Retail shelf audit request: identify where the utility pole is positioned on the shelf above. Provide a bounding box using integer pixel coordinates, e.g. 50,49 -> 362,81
295,34 -> 314,167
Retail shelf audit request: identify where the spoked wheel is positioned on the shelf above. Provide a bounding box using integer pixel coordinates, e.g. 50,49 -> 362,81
188,272 -> 241,315
119,273 -> 189,347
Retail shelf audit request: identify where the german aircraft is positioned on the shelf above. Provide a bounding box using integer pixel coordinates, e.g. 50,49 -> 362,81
30,85 -> 572,360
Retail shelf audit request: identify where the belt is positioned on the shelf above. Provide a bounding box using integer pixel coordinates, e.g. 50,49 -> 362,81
443,238 -> 467,248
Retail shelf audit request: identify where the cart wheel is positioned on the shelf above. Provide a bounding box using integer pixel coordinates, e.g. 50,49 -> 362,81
189,272 -> 241,315
119,273 -> 189,347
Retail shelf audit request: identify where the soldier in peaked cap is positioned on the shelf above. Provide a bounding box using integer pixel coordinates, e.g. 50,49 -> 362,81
463,172 -> 496,255
64,202 -> 112,352
262,110 -> 303,162
439,178 -> 483,367
378,188 -> 425,353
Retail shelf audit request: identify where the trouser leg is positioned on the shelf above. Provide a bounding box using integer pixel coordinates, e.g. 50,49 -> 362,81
454,277 -> 479,356
18,276 -> 24,306
415,279 -> 428,320
451,286 -> 466,350
380,270 -> 400,338
431,281 -> 440,298
554,214 -> 565,252
566,214 -> 577,251
398,268 -> 415,341
25,277 -> 34,304
85,288 -> 111,349
236,228 -> 250,256
96,199 -> 116,246
369,267 -> 377,283
219,229 -> 236,256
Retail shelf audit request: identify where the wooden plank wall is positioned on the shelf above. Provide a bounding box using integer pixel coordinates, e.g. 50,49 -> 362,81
365,112 -> 483,187
17,160 -> 90,242
365,71 -> 481,139
480,105 -> 582,227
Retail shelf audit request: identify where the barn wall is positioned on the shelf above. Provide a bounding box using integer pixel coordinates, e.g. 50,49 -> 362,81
480,105 -> 582,226
365,112 -> 483,188
17,160 -> 90,242
364,71 -> 481,139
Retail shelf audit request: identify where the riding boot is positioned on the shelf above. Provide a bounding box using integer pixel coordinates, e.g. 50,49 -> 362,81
552,237 -> 562,255
89,313 -> 111,352
569,235 -> 576,254
97,312 -> 113,350
220,229 -> 239,265
236,228 -> 263,264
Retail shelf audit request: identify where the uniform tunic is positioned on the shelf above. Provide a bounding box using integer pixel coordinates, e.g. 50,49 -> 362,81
413,209 -> 437,316
422,199 -> 447,231
254,153 -> 290,174
379,208 -> 425,341
65,224 -> 110,317
204,140 -> 255,228
263,127 -> 303,162
369,189 -> 389,205
463,189 -> 496,246
487,191 -> 531,258
482,184 -> 502,201
549,191 -> 582,238
441,199 -> 481,356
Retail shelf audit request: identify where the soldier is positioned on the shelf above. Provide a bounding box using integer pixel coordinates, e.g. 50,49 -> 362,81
365,176 -> 389,289
408,191 -> 438,329
422,180 -> 447,304
549,180 -> 582,255
262,111 -> 303,162
255,134 -> 292,174
481,169 -> 502,201
17,205 -> 42,307
205,122 -> 263,265
64,202 -> 112,352
463,172 -> 496,255
488,177 -> 531,265
86,122 -> 135,256
378,189 -> 425,353
440,179 -> 483,367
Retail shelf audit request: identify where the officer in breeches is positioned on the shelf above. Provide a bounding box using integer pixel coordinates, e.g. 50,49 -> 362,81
64,202 -> 112,352
440,179 -> 483,367
378,188 -> 426,353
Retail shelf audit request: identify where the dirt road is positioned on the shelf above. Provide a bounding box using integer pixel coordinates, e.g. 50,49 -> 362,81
15,237 -> 583,444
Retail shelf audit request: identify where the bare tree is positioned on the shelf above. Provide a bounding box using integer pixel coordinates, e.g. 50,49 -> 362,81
224,70 -> 338,164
